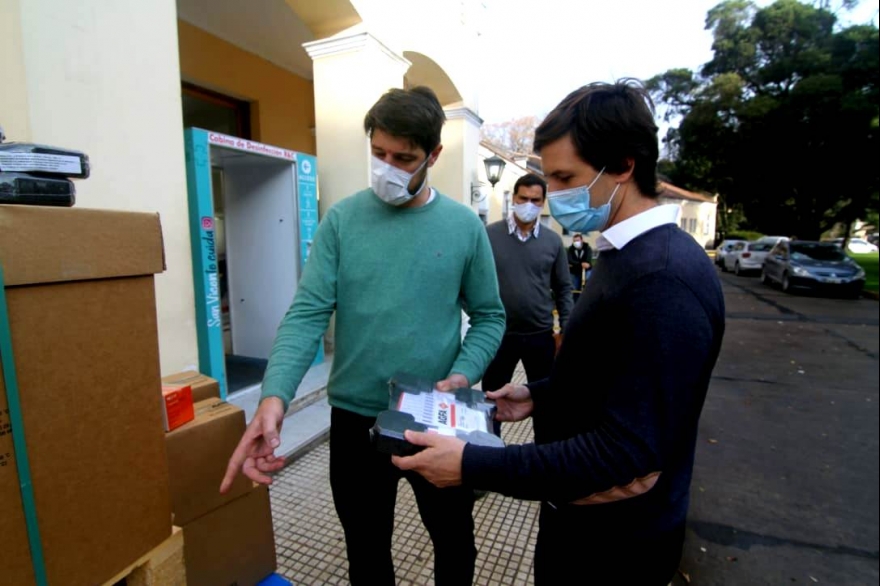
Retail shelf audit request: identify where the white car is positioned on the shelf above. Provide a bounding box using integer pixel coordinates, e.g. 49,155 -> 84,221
715,239 -> 745,269
724,240 -> 775,275
845,238 -> 878,254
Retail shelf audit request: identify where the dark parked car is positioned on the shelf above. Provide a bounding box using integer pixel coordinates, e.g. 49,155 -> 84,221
762,240 -> 865,298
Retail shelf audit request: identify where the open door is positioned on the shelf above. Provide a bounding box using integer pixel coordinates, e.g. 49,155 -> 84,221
183,129 -> 321,398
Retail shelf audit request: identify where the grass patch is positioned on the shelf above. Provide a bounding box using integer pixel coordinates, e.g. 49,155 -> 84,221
851,252 -> 879,292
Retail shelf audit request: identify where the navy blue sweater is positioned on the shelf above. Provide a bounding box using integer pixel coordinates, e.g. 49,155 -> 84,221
462,224 -> 725,538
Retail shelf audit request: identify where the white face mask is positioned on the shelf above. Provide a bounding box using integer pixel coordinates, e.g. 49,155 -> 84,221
573,241 -> 583,249
370,155 -> 429,206
513,202 -> 542,224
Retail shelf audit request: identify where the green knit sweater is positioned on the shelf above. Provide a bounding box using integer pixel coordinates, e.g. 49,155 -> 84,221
260,189 -> 506,417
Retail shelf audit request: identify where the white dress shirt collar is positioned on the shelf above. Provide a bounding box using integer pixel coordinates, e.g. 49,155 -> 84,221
595,204 -> 680,251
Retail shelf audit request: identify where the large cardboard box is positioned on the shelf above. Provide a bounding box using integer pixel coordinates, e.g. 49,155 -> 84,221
166,398 -> 252,525
162,370 -> 221,402
0,205 -> 172,586
184,484 -> 277,586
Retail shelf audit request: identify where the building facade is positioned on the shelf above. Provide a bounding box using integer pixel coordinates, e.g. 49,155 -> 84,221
2,0 -> 490,383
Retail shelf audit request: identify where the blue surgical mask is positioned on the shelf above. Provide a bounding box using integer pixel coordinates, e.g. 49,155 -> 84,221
548,169 -> 621,233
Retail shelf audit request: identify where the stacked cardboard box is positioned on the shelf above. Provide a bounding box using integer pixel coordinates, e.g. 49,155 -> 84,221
162,370 -> 221,403
0,204 -> 172,585
165,392 -> 278,585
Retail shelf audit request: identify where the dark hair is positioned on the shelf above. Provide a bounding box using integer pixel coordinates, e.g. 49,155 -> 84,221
534,79 -> 659,197
513,173 -> 547,200
364,86 -> 446,156
572,233 -> 583,240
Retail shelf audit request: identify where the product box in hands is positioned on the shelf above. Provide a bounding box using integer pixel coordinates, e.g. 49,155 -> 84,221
370,372 -> 505,456
165,398 -> 252,526
0,204 -> 171,585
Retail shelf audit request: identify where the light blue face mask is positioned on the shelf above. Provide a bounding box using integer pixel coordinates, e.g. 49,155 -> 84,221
548,169 -> 621,233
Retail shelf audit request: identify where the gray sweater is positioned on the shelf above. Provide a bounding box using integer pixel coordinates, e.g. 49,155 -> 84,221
486,220 -> 573,334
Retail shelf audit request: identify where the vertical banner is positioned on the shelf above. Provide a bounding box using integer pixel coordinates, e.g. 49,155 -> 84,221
295,154 -> 324,365
296,154 -> 318,268
183,128 -> 228,398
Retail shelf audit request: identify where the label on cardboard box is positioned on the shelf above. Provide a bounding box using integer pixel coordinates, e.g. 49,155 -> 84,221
161,385 -> 195,432
0,406 -> 12,471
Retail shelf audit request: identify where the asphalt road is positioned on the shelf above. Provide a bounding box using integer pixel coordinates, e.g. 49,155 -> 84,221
680,269 -> 880,585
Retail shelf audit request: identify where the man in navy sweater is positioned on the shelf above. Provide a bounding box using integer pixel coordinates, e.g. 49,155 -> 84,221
394,79 -> 725,585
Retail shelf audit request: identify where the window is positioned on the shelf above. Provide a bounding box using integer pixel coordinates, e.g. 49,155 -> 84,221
791,242 -> 846,262
689,218 -> 697,233
680,218 -> 688,230
182,83 -> 251,138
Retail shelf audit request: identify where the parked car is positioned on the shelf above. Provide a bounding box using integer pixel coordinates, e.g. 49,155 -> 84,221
840,238 -> 879,254
868,233 -> 879,246
762,240 -> 865,297
714,239 -> 745,270
724,240 -> 774,275
829,237 -> 879,253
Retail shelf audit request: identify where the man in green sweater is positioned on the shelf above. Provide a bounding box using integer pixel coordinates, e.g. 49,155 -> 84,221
221,86 -> 506,585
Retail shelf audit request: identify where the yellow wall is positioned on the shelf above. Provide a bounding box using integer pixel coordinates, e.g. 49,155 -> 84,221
177,20 -> 316,154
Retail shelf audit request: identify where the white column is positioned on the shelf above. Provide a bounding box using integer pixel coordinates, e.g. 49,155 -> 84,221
304,31 -> 412,215
0,0 -> 31,141
432,106 -> 483,210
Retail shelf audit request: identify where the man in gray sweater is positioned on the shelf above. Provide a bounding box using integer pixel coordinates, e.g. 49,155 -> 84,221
483,173 -> 573,433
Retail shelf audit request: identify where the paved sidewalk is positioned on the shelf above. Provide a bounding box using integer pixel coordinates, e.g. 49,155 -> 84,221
269,367 -> 539,585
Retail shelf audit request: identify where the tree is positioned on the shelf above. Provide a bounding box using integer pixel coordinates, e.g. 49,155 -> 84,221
648,0 -> 879,240
481,115 -> 541,154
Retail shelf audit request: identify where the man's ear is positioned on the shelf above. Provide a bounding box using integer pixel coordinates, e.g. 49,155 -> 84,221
427,144 -> 444,167
612,157 -> 636,183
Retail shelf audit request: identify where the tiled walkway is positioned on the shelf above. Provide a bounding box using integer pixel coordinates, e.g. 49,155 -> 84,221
269,368 -> 539,586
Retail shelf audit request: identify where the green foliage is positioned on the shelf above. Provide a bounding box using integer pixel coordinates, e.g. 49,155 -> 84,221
648,0 -> 879,240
